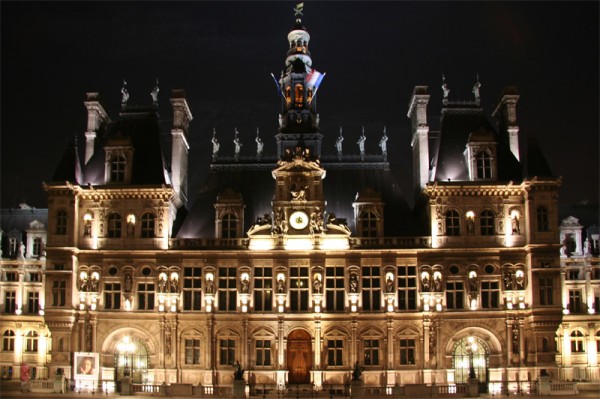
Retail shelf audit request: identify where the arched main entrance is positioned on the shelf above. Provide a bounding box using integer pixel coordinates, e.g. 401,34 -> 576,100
114,336 -> 149,383
287,329 -> 311,384
452,336 -> 489,385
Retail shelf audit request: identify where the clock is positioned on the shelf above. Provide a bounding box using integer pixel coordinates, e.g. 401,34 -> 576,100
289,211 -> 309,230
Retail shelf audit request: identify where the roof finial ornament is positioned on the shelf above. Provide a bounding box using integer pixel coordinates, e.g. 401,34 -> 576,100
233,127 -> 243,161
472,73 -> 481,103
121,79 -> 129,107
294,2 -> 304,24
211,128 -> 220,161
441,74 -> 450,102
335,127 -> 344,160
379,126 -> 388,161
255,127 -> 264,160
151,78 -> 159,106
357,126 -> 366,161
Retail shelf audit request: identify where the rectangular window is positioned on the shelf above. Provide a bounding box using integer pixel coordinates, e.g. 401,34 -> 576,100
325,266 -> 345,312
568,269 -> 581,280
481,281 -> 500,309
32,238 -> 42,257
218,267 -> 237,311
29,272 -> 41,282
290,266 -> 309,312
327,339 -> 343,366
27,292 -> 40,314
538,277 -> 554,305
219,339 -> 235,365
56,211 -> 67,235
399,339 -> 415,365
183,266 -> 202,311
363,339 -> 380,366
185,339 -> 201,365
52,280 -> 66,307
397,266 -> 417,310
569,290 -> 583,313
137,283 -> 155,310
362,266 -> 381,311
8,238 -> 18,256
255,339 -> 272,367
446,281 -> 464,309
104,283 -> 121,310
5,272 -> 17,282
4,291 -> 16,313
253,267 -> 273,312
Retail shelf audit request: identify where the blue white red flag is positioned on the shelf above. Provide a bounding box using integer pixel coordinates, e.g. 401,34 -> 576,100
306,69 -> 324,89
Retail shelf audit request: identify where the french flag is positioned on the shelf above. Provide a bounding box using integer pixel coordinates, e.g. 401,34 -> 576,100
306,69 -> 324,89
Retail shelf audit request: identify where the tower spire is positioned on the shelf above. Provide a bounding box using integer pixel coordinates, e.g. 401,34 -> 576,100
274,2 -> 325,158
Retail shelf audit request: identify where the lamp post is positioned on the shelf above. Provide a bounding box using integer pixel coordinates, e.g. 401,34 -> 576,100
467,336 -> 477,379
117,336 -> 135,378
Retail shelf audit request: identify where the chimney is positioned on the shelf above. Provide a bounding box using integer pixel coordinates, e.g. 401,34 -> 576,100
170,90 -> 193,208
83,92 -> 108,164
407,86 -> 431,192
492,86 -> 520,161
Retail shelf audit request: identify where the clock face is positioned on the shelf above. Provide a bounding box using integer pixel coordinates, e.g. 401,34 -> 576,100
289,211 -> 309,230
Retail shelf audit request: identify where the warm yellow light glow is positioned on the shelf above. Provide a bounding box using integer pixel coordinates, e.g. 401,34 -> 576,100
469,271 -> 477,279
84,212 -> 93,221
127,214 -> 136,224
241,272 -> 249,281
466,211 -> 475,219
510,210 -> 519,219
80,271 -> 88,280
249,238 -> 275,251
91,271 -> 99,280
320,238 -> 350,250
206,273 -> 214,282
314,305 -> 321,313
284,238 -> 312,250
170,272 -> 178,281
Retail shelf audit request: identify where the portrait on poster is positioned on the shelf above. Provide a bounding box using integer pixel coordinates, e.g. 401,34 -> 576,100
74,352 -> 99,379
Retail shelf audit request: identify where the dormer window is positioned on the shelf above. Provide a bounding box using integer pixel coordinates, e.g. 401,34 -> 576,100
222,213 -> 238,239
110,155 -> 126,182
476,151 -> 492,179
360,210 -> 378,237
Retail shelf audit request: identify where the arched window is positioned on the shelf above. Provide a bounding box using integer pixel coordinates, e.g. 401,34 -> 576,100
537,206 -> 549,232
25,331 -> 38,352
360,210 -> 378,237
140,212 -> 155,238
476,152 -> 492,179
294,84 -> 304,107
480,210 -> 495,236
110,155 -> 126,183
445,210 -> 460,236
107,212 -> 122,238
222,213 -> 238,239
56,210 -> 67,235
2,330 -> 15,351
570,330 -> 585,353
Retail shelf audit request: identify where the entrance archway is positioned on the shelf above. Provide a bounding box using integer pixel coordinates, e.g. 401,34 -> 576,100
114,336 -> 149,383
287,329 -> 311,384
452,336 -> 489,384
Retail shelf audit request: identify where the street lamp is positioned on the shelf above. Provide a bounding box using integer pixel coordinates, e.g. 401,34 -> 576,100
467,336 -> 478,379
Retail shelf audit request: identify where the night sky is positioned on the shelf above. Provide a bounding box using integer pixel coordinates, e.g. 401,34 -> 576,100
2,1 -> 598,210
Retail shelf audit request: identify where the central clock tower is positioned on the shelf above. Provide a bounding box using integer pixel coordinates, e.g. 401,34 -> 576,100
271,146 -> 326,236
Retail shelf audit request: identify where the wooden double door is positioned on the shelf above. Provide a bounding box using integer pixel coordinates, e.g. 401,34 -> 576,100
287,330 -> 311,384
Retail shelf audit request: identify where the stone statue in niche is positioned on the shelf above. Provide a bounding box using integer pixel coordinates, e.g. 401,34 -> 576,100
349,274 -> 359,293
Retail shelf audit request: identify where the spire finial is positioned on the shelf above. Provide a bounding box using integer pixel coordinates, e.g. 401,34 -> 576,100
294,3 -> 304,23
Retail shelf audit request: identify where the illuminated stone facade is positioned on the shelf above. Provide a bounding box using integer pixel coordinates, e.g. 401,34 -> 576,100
4,6 -> 597,395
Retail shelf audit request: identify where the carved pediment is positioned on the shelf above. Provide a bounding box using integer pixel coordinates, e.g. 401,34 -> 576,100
28,220 -> 45,230
561,216 -> 581,227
